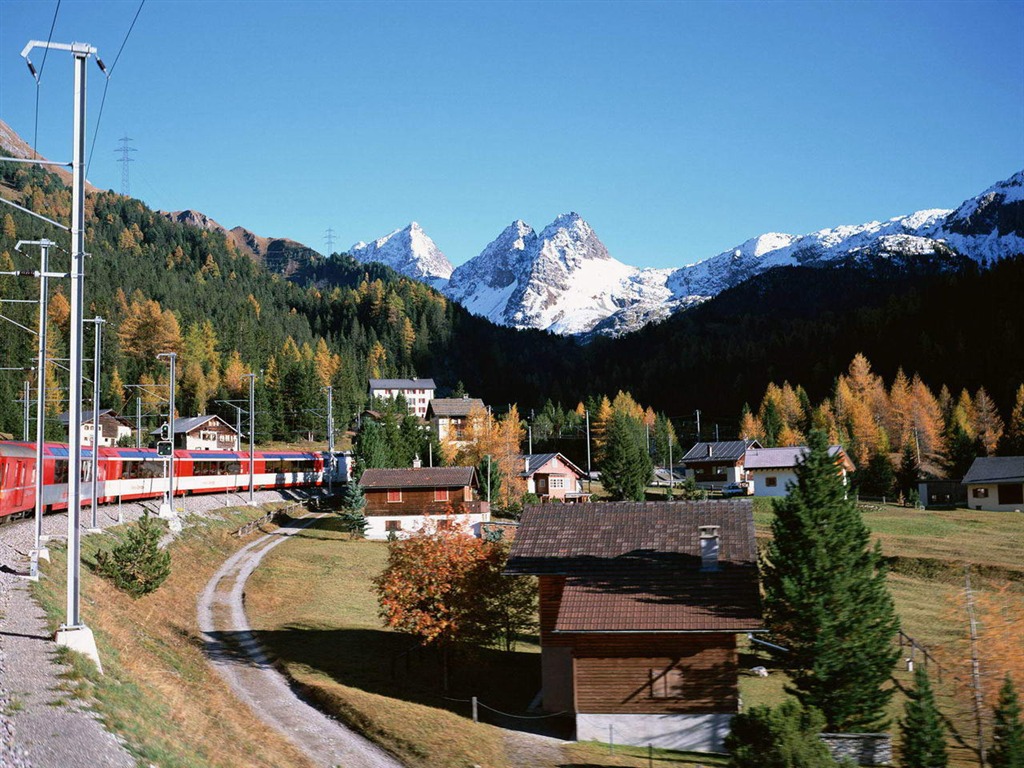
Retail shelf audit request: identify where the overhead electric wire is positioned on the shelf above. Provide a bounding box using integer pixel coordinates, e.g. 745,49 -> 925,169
85,0 -> 145,179
30,0 -> 61,161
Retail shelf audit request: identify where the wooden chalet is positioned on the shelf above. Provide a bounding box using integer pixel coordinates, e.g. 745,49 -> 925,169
358,465 -> 490,540
680,440 -> 761,489
58,408 -> 134,447
427,397 -> 485,445
505,500 -> 763,752
149,415 -> 240,451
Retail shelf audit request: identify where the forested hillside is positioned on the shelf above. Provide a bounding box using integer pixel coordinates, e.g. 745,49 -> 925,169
1,153 -> 1022,452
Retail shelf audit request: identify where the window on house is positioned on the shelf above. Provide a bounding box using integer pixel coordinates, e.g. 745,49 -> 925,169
385,520 -> 402,532
650,666 -> 685,699
765,476 -> 778,487
434,488 -> 449,502
998,484 -> 1024,505
387,489 -> 402,503
550,477 -> 565,489
200,430 -> 218,442
972,487 -> 989,498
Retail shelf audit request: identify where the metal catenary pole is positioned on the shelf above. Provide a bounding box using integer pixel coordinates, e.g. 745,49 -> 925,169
157,352 -> 176,515
244,373 -> 256,505
32,239 -> 52,553
326,385 -> 334,493
88,317 -> 104,528
23,379 -> 31,440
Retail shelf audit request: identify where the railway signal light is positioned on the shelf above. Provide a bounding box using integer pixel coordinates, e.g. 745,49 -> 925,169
159,422 -> 170,441
157,441 -> 172,457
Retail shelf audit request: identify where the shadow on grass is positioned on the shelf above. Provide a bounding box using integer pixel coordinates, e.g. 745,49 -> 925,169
201,624 -> 571,738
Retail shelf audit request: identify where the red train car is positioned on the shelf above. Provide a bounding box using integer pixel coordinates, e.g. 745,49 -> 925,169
0,441 -> 325,520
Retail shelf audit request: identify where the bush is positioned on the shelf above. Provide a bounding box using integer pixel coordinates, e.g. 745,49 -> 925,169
725,700 -> 839,768
95,511 -> 171,597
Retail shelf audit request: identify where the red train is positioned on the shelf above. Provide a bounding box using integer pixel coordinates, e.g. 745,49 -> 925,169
0,441 -> 330,520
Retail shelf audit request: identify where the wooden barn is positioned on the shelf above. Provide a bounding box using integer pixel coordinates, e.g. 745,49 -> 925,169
358,465 -> 490,540
505,500 -> 763,753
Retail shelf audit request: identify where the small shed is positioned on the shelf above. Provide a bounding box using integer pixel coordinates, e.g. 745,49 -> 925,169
506,500 -> 763,753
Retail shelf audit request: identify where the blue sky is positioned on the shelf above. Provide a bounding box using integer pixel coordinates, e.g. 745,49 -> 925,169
1,0 -> 1022,269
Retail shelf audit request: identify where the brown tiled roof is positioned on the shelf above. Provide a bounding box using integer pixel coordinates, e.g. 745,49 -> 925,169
506,501 -> 762,633
359,466 -> 476,489
427,398 -> 485,417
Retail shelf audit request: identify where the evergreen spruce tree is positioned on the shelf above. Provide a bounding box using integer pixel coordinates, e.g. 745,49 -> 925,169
899,666 -> 948,768
95,511 -> 171,597
598,411 -> 652,501
896,443 -> 920,502
991,675 -> 1024,768
762,430 -> 900,731
859,451 -> 896,498
725,699 -> 838,768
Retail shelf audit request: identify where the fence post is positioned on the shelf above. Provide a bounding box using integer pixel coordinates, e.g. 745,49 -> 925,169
472,696 -> 478,723
648,743 -> 653,767
609,724 -> 614,754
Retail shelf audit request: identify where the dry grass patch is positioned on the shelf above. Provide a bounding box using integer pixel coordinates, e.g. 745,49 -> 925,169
32,504 -> 316,768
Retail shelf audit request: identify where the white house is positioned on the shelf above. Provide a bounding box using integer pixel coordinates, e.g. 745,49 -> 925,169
745,445 -> 855,497
427,397 -> 484,446
962,456 -> 1024,511
59,409 -> 134,447
151,415 -> 240,451
368,378 -> 436,419
680,440 -> 762,489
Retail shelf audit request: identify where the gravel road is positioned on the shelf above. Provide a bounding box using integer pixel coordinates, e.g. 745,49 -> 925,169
197,512 -> 404,768
0,489 -> 309,767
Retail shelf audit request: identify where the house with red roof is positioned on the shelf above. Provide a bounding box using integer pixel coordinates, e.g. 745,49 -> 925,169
505,500 -> 763,752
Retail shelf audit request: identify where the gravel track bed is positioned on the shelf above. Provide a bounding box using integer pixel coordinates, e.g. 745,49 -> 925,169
0,489 -> 310,767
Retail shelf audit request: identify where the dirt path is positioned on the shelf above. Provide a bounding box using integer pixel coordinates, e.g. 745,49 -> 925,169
197,513 -> 404,768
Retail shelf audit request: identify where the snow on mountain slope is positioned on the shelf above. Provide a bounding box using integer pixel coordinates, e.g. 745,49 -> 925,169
350,171 -> 1023,338
349,222 -> 453,286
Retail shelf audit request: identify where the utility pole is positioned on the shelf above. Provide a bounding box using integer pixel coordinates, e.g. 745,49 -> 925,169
135,396 -> 141,448
965,567 -> 987,766
528,424 -> 532,455
31,239 -> 52,557
157,352 -> 176,518
114,135 -> 136,197
23,379 -> 30,440
243,373 -> 257,505
87,317 -> 104,530
325,385 -> 334,494
324,227 -> 336,255
585,409 -> 592,493
16,37 -> 106,670
695,409 -> 701,440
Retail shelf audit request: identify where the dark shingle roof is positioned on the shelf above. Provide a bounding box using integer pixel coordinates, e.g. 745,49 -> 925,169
506,501 -> 762,633
518,453 -> 586,478
359,466 -> 476,489
963,456 -> 1024,485
148,415 -> 234,436
681,440 -> 760,464
427,398 -> 484,417
368,378 -> 436,390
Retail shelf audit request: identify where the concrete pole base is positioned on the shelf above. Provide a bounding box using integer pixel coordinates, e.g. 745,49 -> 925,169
158,501 -> 174,519
86,528 -> 103,535
55,625 -> 103,674
32,547 -> 50,562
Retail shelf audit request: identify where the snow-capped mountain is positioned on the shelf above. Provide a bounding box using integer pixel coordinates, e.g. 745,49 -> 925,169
349,222 -> 453,288
350,171 -> 1023,338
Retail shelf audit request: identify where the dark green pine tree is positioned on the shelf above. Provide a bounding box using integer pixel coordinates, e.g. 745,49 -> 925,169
991,675 -> 1024,768
762,399 -> 783,447
762,430 -> 900,731
599,411 -> 652,501
896,442 -> 920,502
354,420 -> 390,473
859,451 -> 896,498
899,666 -> 948,768
943,422 -> 981,480
725,699 -> 838,768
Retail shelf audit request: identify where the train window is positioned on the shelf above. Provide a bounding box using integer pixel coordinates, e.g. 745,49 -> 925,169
54,460 -> 69,484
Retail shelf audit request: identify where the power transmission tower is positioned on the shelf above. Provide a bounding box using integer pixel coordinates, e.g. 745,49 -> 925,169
114,134 -> 136,196
324,227 -> 336,255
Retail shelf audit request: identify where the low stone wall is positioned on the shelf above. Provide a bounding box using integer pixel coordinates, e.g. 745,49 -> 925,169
820,732 -> 892,766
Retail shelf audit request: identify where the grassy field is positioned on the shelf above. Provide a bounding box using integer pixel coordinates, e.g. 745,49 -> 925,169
246,519 -> 729,768
30,503 -> 317,768
749,499 -> 1024,767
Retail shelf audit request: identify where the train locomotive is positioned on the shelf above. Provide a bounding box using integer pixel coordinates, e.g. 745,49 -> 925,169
0,441 -> 327,519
